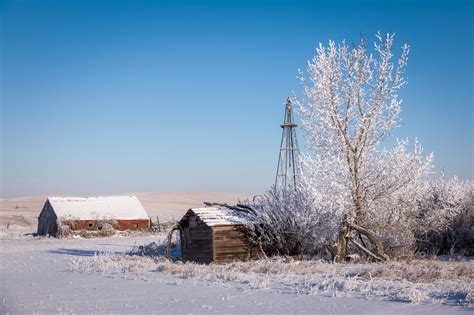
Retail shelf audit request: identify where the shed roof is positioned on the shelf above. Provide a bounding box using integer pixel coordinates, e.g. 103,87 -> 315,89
184,207 -> 255,227
47,196 -> 149,220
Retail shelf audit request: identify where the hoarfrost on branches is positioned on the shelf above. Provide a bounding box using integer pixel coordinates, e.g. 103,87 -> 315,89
244,188 -> 325,257
295,32 -> 435,261
247,33 -> 472,261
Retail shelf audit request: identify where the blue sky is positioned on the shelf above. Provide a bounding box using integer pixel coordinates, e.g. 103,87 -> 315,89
1,0 -> 472,197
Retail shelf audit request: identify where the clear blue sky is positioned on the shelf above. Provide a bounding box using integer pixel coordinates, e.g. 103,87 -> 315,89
1,0 -> 472,198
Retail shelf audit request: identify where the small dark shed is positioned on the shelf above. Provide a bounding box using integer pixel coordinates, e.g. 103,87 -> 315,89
179,207 -> 255,264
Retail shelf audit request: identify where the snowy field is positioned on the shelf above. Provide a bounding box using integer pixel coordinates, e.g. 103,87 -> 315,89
0,192 -> 255,232
1,231 -> 472,314
0,194 -> 472,314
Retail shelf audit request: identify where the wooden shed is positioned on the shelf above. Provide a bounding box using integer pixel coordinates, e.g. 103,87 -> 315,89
179,207 -> 255,264
37,196 -> 150,236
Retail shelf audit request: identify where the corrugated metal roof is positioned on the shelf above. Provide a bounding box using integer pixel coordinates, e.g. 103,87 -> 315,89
188,207 -> 255,226
47,196 -> 149,220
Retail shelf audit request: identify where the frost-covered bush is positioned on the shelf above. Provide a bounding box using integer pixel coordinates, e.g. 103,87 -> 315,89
443,203 -> 474,256
57,217 -> 118,238
243,187 -> 330,257
57,222 -> 72,238
247,175 -> 472,260
416,178 -> 474,255
77,219 -> 118,238
56,216 -> 78,238
96,221 -> 117,237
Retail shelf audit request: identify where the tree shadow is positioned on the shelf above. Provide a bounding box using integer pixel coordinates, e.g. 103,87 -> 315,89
48,248 -> 121,256
128,242 -> 181,259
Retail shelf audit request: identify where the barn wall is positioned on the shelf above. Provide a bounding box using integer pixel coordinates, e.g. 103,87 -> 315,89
37,201 -> 58,236
212,225 -> 249,263
64,219 -> 149,230
180,213 -> 213,263
116,220 -> 149,230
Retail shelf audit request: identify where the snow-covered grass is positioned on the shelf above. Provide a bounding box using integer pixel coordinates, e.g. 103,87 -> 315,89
69,251 -> 473,306
2,233 -> 470,314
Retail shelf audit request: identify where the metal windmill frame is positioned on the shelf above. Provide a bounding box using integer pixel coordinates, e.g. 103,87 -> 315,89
275,97 -> 302,191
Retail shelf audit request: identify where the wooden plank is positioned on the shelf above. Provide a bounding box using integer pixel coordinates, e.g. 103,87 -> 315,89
214,235 -> 243,241
214,233 -> 243,239
214,245 -> 246,250
214,246 -> 247,252
189,239 -> 213,244
184,230 -> 211,237
188,238 -> 212,246
187,246 -> 212,252
214,238 -> 243,243
187,248 -> 212,253
189,229 -> 212,236
214,232 -> 242,236
188,239 -> 212,244
215,249 -> 248,255
187,247 -> 212,253
188,243 -> 212,247
214,227 -> 242,232
212,227 -> 244,233
188,243 -> 212,249
214,255 -> 248,263
215,254 -> 248,260
214,248 -> 246,253
214,245 -> 247,250
186,253 -> 213,259
189,237 -> 212,242
188,240 -> 212,246
187,253 -> 213,259
215,252 -> 248,258
187,253 -> 212,260
214,240 -> 246,246
188,249 -> 212,254
188,245 -> 212,250
214,235 -> 244,241
214,230 -> 243,236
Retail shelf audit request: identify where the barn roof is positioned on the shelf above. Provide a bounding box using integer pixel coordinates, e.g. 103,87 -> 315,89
184,207 -> 256,227
47,196 -> 149,220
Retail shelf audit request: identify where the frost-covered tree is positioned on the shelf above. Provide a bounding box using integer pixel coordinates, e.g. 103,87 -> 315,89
296,33 -> 433,261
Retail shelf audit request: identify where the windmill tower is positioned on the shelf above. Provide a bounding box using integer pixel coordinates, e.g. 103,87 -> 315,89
275,97 -> 302,191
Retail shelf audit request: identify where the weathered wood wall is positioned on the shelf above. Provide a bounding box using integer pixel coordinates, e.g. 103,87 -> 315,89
180,213 -> 214,263
70,220 -> 149,230
212,225 -> 249,263
37,200 -> 58,236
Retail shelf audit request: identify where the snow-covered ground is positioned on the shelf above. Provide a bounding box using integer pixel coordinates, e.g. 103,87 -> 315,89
1,231 -> 471,314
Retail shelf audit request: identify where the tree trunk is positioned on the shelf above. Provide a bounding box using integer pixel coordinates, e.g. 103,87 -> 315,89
348,222 -> 390,261
335,216 -> 352,262
350,158 -> 390,261
352,157 -> 367,222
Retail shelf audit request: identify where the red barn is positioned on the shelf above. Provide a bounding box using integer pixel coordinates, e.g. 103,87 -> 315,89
37,196 -> 150,236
